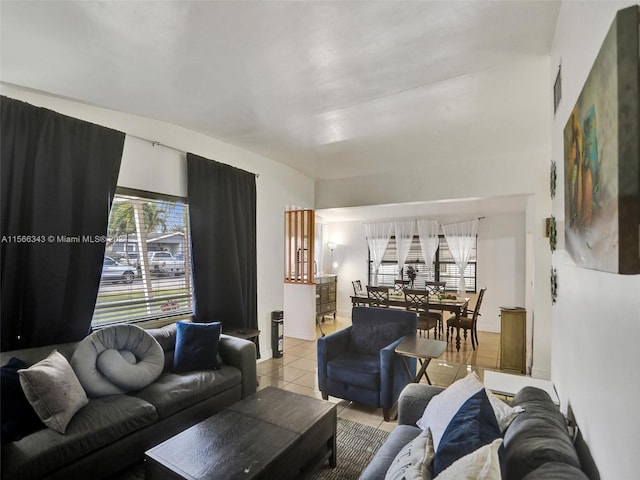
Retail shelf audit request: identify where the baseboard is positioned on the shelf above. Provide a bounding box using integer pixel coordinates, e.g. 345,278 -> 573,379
257,348 -> 274,362
530,367 -> 551,380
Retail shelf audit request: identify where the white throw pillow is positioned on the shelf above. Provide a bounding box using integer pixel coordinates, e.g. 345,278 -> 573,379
416,372 -> 522,451
385,428 -> 435,480
434,438 -> 502,480
485,388 -> 524,431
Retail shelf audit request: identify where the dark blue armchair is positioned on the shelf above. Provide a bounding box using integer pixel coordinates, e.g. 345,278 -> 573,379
317,306 -> 417,421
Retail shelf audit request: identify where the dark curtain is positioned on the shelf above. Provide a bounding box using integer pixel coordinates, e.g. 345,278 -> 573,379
1,96 -> 124,351
186,153 -> 257,336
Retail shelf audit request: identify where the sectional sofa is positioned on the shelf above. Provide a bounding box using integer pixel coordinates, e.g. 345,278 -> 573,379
360,381 -> 589,479
1,322 -> 257,480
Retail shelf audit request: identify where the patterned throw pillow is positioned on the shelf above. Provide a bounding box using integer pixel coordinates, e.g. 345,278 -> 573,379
385,428 -> 435,480
433,389 -> 502,475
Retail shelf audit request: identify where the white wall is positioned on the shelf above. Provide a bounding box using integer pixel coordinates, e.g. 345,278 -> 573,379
550,2 -> 640,479
315,58 -> 553,378
1,84 -> 315,359
476,213 -> 527,333
316,219 -> 370,317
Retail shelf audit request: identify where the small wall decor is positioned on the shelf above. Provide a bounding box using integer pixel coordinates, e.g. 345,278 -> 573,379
563,6 -> 640,274
549,215 -> 557,252
550,266 -> 558,304
550,160 -> 557,199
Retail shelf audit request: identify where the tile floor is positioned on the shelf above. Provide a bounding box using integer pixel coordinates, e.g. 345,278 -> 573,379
256,315 -> 503,432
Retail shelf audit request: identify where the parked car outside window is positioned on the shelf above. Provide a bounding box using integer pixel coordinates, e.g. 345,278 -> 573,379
123,252 -> 139,267
102,256 -> 137,284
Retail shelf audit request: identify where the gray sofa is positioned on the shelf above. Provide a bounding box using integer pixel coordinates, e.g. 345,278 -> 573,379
360,383 -> 589,480
1,322 -> 257,480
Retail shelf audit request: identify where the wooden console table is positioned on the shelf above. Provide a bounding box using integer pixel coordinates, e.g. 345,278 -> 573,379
499,307 -> 526,372
316,275 -> 337,321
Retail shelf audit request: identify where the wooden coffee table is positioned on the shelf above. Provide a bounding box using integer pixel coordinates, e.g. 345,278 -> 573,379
395,337 -> 447,384
145,387 -> 337,480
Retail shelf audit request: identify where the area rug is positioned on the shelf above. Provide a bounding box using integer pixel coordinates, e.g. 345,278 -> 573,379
113,418 -> 388,479
304,418 -> 390,480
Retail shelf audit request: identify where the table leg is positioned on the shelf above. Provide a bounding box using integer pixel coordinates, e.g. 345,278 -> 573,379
455,309 -> 462,352
400,356 -> 414,381
415,358 -> 434,385
316,316 -> 325,337
329,432 -> 337,467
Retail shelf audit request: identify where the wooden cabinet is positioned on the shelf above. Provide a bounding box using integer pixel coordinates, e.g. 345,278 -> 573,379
316,275 -> 337,321
500,307 -> 526,373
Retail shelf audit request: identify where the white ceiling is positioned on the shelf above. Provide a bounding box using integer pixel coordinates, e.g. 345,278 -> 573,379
0,0 -> 560,219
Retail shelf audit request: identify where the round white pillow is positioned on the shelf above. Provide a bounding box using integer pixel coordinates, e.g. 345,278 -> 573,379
71,324 -> 164,397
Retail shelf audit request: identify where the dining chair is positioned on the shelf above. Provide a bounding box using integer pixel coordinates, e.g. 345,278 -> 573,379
394,279 -> 411,291
352,280 -> 369,306
403,289 -> 439,339
425,281 -> 447,297
352,280 -> 364,296
446,287 -> 486,349
424,281 -> 447,336
367,285 -> 390,308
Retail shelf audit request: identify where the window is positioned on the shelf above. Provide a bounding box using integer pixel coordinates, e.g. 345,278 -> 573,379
92,190 -> 193,326
368,235 -> 477,292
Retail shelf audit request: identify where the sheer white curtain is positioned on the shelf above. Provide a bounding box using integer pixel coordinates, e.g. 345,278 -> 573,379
442,219 -> 478,295
416,219 -> 439,280
394,220 -> 415,279
364,221 -> 394,286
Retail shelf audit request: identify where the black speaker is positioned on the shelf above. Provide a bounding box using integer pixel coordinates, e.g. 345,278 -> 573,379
271,310 -> 284,358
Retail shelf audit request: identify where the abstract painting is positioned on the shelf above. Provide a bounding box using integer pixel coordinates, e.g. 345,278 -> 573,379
563,6 -> 639,274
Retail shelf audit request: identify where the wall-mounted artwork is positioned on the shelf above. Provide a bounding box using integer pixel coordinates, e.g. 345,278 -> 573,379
563,5 -> 639,274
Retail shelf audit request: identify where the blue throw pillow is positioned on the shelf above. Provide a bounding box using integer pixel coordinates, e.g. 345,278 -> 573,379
1,357 -> 45,442
433,388 -> 502,475
172,321 -> 222,373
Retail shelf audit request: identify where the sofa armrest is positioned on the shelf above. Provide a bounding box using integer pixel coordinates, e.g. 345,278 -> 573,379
317,326 -> 352,393
397,383 -> 445,426
218,334 -> 257,398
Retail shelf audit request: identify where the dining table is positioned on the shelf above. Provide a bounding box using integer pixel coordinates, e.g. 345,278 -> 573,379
351,292 -> 470,352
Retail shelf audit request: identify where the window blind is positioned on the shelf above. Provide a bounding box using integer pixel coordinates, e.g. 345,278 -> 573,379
368,235 -> 477,292
92,191 -> 193,326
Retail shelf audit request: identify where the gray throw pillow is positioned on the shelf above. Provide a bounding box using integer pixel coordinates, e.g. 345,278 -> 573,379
71,324 -> 165,397
19,350 -> 89,434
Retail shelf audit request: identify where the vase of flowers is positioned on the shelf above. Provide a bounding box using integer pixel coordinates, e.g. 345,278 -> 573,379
405,265 -> 418,288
